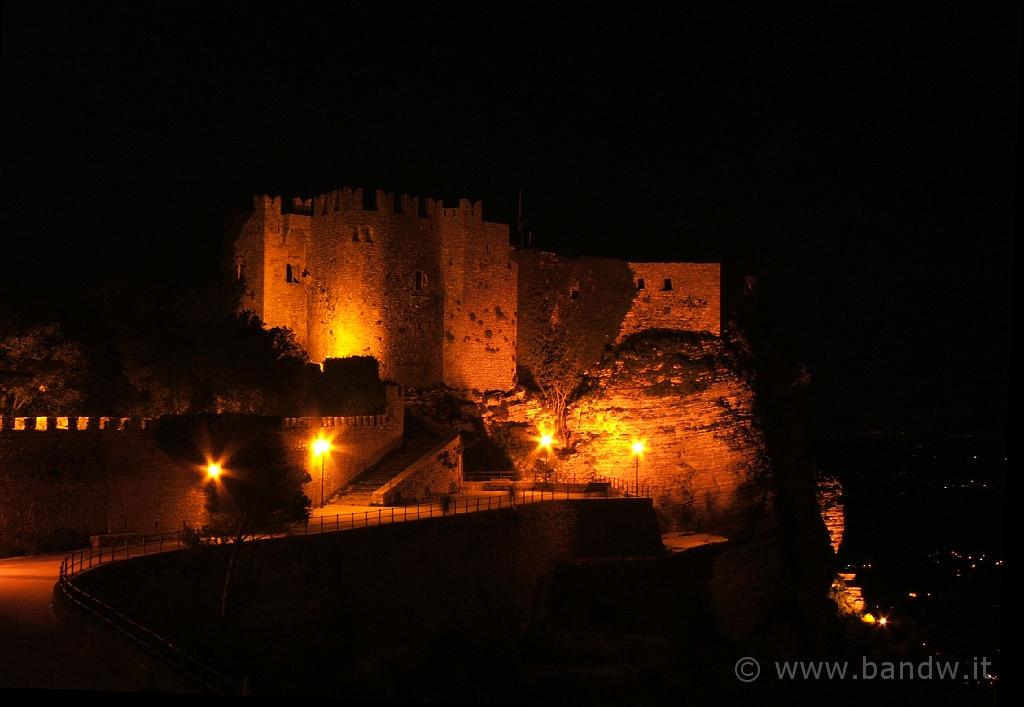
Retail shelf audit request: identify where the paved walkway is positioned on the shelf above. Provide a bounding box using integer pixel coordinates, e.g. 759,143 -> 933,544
0,554 -> 128,691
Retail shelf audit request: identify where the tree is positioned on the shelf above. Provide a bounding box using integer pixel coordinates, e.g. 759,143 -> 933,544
157,414 -> 311,620
516,253 -> 635,447
0,323 -> 86,415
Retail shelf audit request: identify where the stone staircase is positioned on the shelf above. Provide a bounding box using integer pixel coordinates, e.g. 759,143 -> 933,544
334,414 -> 445,506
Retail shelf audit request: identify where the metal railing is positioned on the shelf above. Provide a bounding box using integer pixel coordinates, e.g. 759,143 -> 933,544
56,487 -> 652,695
57,533 -> 244,695
287,488 -> 607,535
463,469 -> 520,481
593,476 -> 653,498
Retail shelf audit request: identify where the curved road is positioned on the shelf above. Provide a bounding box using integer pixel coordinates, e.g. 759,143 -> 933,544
0,554 -> 128,691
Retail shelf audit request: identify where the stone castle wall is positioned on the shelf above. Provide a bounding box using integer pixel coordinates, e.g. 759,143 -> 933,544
0,394 -> 403,556
235,189 -> 517,392
0,424 -> 208,555
619,262 -> 721,339
282,387 -> 404,505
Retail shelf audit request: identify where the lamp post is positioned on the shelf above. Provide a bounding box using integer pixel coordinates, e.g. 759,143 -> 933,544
206,463 -> 222,481
313,438 -> 331,507
536,431 -> 555,483
631,440 -> 645,496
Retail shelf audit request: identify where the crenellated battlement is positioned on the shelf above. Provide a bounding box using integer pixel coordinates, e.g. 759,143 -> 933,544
0,413 -> 398,433
254,187 -> 488,224
0,416 -> 156,432
282,414 -> 395,429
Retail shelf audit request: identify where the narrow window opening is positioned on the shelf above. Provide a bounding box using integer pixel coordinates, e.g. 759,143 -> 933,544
636,278 -> 646,291
414,270 -> 428,291
286,264 -> 294,283
662,278 -> 673,291
364,227 -> 374,243
352,227 -> 360,242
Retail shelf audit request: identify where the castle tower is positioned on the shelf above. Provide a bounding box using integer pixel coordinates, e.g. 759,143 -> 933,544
233,189 -> 518,392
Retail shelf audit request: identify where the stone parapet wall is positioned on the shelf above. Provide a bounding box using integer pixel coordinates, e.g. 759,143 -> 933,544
284,414 -> 404,507
0,416 -> 156,431
0,392 -> 405,555
0,430 -> 208,556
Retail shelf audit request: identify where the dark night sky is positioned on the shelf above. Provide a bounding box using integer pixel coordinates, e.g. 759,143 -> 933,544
1,2 -> 1017,435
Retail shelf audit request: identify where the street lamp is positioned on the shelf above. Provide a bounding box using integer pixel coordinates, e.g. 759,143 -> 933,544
535,430 -> 556,484
313,437 -> 331,507
206,463 -> 222,480
630,439 -> 646,496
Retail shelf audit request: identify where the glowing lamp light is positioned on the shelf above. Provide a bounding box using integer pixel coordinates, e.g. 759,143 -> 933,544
206,463 -> 222,480
631,440 -> 646,456
539,433 -> 554,450
878,616 -> 888,627
312,436 -> 332,508
861,613 -> 877,624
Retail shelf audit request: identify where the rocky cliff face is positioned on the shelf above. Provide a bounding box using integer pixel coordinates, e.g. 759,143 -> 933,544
455,326 -> 836,645
561,331 -> 766,537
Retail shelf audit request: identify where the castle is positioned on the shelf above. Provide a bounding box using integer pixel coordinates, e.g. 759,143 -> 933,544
234,188 -> 721,391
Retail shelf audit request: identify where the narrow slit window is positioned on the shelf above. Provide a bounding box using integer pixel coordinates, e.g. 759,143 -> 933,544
662,278 -> 673,291
636,278 -> 646,291
414,270 -> 428,291
286,264 -> 294,283
364,227 -> 374,243
352,227 -> 360,242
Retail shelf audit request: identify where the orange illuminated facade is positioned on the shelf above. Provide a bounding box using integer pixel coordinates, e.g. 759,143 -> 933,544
234,190 -> 517,391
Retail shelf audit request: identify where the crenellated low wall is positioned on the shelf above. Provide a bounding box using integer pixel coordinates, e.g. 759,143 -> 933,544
0,428 -> 208,555
0,416 -> 156,431
0,392 -> 405,556
283,412 -> 404,506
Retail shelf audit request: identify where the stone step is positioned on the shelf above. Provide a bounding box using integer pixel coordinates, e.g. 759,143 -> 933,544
334,413 -> 446,505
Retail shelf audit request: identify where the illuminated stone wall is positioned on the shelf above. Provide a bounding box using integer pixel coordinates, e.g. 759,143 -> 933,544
282,387 -> 404,504
439,203 -> 518,392
561,333 -> 760,535
618,262 -> 721,339
235,190 -> 517,391
0,424 -> 208,555
0,401 -> 403,556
